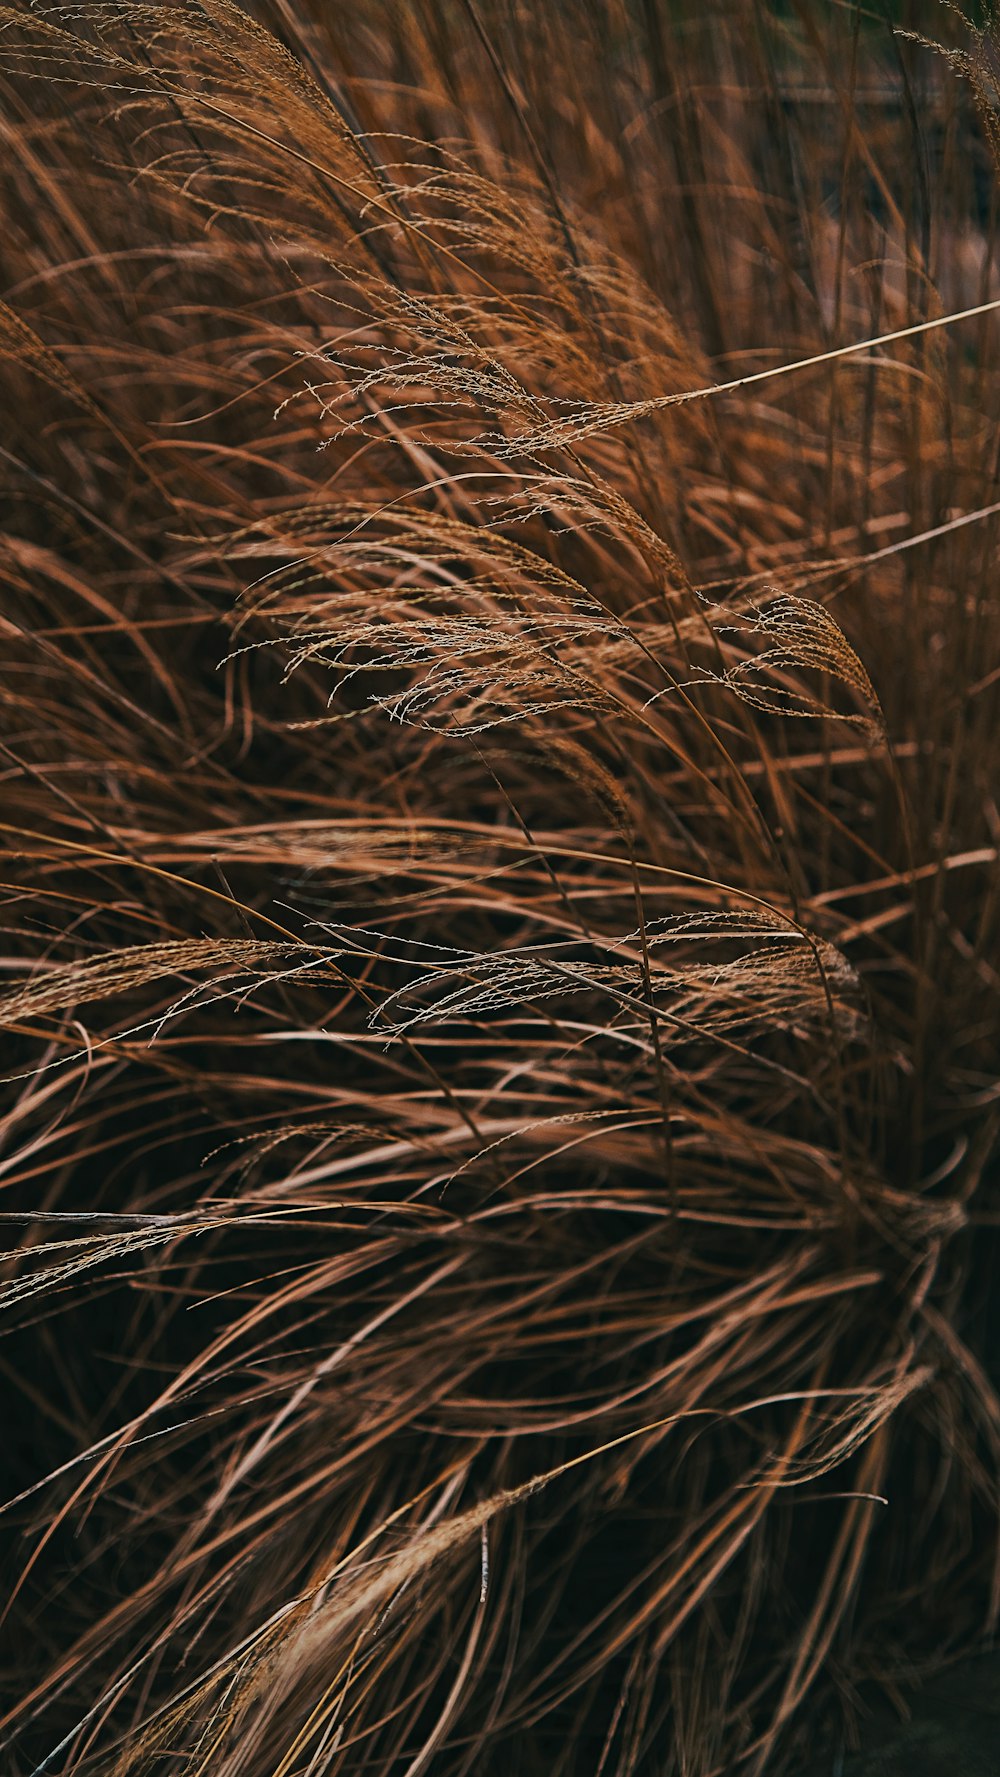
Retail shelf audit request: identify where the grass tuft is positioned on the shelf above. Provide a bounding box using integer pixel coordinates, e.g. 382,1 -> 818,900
0,4 -> 998,1772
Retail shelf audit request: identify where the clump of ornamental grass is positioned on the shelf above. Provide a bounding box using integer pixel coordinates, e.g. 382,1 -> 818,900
0,3 -> 997,1773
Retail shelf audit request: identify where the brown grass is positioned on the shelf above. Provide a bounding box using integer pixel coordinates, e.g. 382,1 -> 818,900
0,3 -> 998,1772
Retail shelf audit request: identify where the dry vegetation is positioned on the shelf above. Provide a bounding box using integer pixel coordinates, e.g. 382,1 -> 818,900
0,2 -> 998,1772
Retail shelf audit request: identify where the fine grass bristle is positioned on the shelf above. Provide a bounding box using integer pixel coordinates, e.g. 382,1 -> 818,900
0,3 -> 998,1773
